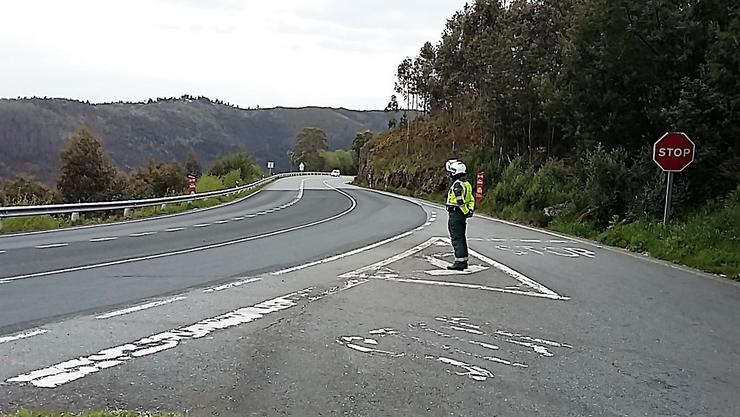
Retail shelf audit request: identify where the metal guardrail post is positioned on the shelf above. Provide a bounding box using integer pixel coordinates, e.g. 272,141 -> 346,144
71,212 -> 80,222
123,208 -> 132,218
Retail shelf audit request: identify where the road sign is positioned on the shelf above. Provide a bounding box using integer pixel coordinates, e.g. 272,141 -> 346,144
653,132 -> 695,172
653,132 -> 695,224
299,162 -> 305,172
187,175 -> 196,195
475,171 -> 485,203
267,161 -> 274,169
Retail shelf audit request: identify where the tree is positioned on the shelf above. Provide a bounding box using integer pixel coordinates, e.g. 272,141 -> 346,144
290,127 -> 328,171
384,95 -> 400,129
352,130 -> 373,161
208,151 -> 261,183
129,161 -> 187,198
57,128 -> 119,203
184,151 -> 202,177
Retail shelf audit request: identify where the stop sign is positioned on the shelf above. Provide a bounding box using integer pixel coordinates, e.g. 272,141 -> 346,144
653,132 -> 695,172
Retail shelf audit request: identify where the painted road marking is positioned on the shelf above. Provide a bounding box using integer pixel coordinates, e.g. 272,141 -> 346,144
95,296 -> 188,319
7,279 -> 366,388
164,227 -> 185,232
340,237 -> 568,301
0,180 -> 354,284
256,211 -> 268,215
89,237 -> 118,243
203,277 -> 262,293
0,250 -> 5,254
129,232 -> 156,237
192,224 -> 210,228
245,214 -> 257,218
214,220 -> 230,224
0,329 -> 48,344
231,217 -> 245,221
35,243 -> 68,249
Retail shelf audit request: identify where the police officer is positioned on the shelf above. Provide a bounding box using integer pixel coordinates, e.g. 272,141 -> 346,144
445,159 -> 475,270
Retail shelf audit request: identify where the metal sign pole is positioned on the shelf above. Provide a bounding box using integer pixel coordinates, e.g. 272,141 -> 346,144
663,172 -> 674,225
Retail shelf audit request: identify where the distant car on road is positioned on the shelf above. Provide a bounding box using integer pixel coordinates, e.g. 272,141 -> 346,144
330,169 -> 341,177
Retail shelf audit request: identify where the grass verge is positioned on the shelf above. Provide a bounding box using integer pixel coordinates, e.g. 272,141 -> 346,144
0,188 -> 260,235
371,184 -> 740,280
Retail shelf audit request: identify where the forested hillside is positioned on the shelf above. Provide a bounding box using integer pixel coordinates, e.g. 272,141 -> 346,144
356,0 -> 740,277
0,96 -> 393,182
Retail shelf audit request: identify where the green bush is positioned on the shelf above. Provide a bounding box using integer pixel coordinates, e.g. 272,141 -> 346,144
196,175 -> 224,193
221,169 -> 242,188
1,215 -> 65,233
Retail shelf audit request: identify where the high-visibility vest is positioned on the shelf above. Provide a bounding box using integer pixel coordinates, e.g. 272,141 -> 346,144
446,179 -> 475,215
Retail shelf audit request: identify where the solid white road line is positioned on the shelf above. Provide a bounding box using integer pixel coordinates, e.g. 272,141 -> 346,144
203,277 -> 262,293
0,329 -> 49,344
95,296 -> 188,319
35,243 -> 68,249
129,232 -> 157,237
0,180 -> 356,284
89,237 -> 118,242
383,277 -> 568,300
164,227 -> 185,232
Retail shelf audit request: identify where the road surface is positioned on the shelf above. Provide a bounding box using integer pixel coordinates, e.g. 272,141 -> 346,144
0,175 -> 738,416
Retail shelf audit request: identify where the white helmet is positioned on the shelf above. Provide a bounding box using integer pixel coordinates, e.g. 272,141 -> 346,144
445,159 -> 467,176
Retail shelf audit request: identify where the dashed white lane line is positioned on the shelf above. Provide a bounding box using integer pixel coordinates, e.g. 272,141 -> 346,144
192,224 -> 210,228
256,211 -> 268,215
0,250 -> 6,255
203,277 -> 262,293
129,232 -> 157,237
95,296 -> 188,319
245,214 -> 257,218
35,243 -> 68,249
214,220 -> 230,224
0,329 -> 49,344
89,237 -> 118,243
231,217 -> 245,221
164,227 -> 185,232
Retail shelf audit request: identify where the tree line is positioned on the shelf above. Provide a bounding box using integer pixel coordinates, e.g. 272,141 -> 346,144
361,0 -> 739,225
289,127 -> 361,175
0,128 -> 263,206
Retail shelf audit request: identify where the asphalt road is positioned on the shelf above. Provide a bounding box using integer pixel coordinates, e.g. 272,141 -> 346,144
0,175 -> 738,417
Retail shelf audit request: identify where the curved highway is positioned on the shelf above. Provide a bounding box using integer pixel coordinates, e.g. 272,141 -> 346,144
1,174 -> 738,417
0,176 -> 426,332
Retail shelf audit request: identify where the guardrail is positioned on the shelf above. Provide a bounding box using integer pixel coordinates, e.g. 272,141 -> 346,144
0,172 -> 329,224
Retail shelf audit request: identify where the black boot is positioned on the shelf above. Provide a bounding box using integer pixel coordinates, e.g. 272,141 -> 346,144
447,261 -> 468,271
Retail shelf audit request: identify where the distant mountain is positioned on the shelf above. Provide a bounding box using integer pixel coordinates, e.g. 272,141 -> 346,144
0,97 -> 398,182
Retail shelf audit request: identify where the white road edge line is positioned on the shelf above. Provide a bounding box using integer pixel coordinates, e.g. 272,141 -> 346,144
95,296 -> 188,319
0,179 -> 356,284
34,243 -> 68,249
0,329 -> 49,344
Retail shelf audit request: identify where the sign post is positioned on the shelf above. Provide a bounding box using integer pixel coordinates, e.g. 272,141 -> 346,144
299,162 -> 305,172
267,161 -> 274,176
653,132 -> 695,224
475,171 -> 485,203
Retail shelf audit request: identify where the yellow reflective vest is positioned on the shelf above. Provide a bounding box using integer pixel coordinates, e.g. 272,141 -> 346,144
446,179 -> 475,216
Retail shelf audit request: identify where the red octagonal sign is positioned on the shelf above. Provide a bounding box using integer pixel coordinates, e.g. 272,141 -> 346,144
653,132 -> 695,172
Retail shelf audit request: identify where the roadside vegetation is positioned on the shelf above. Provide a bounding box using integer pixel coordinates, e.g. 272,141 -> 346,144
0,128 -> 265,234
355,0 -> 739,280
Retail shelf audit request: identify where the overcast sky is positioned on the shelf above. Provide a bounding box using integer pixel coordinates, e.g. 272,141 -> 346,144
0,0 -> 467,110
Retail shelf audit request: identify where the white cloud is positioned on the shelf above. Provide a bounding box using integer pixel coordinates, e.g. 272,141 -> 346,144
0,0 -> 466,109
